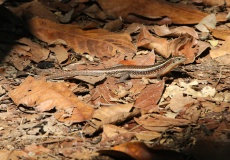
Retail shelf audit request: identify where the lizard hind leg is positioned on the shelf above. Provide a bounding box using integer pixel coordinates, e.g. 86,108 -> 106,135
116,73 -> 130,84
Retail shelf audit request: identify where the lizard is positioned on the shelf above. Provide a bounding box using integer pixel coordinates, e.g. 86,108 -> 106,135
45,56 -> 187,82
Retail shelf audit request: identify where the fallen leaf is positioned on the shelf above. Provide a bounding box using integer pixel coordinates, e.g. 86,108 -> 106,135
192,0 -> 230,6
98,0 -> 209,24
135,114 -> 191,128
93,103 -> 135,123
101,124 -> 129,142
169,93 -> 195,113
210,28 -> 230,40
152,25 -> 198,39
195,14 -> 216,32
27,17 -> 136,58
8,76 -> 94,123
24,145 -> 51,155
83,104 -> 141,135
0,150 -> 29,160
169,34 -> 198,63
135,131 -> 161,141
135,80 -> 165,113
11,0 -> 58,22
137,26 -> 169,57
49,45 -> 69,64
90,78 -> 118,105
137,26 -> 198,60
112,142 -> 183,160
210,36 -> 230,64
17,38 -> 50,63
10,0 -> 58,22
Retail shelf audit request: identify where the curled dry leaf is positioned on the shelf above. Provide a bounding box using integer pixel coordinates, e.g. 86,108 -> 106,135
27,17 -> 136,58
137,26 -> 169,57
8,76 -> 94,123
137,26 -> 198,61
83,103 -> 141,135
152,25 -> 198,39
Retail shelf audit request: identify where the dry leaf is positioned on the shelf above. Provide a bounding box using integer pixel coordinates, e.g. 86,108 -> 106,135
195,14 -> 216,32
210,36 -> 230,64
28,17 -> 136,58
192,0 -> 230,6
90,78 -> 118,105
10,0 -> 58,22
0,150 -> 29,160
137,26 -> 169,57
101,124 -> 129,142
8,76 -> 94,123
152,25 -> 198,39
112,142 -> 183,160
83,104 -> 141,135
137,26 -> 198,60
49,45 -> 69,64
24,145 -> 51,155
169,93 -> 195,113
135,131 -> 161,141
135,114 -> 191,128
135,80 -> 165,113
210,28 -> 230,40
98,0 -> 209,24
17,38 -> 50,63
93,103 -> 135,123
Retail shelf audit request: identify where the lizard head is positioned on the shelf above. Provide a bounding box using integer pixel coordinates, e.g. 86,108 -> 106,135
171,56 -> 187,65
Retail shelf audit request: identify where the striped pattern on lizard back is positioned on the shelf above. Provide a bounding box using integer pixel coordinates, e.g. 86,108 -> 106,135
45,56 -> 186,80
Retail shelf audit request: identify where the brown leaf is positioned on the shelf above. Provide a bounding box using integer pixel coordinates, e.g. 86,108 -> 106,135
169,93 -> 195,112
137,26 -> 169,57
93,103 -> 135,123
101,124 -> 129,142
24,145 -> 51,155
27,17 -> 136,58
98,0 -> 210,24
90,78 -> 118,105
10,0 -> 58,22
112,142 -> 183,160
49,45 -> 69,64
210,28 -> 230,40
169,35 -> 198,63
17,38 -> 50,63
135,114 -> 191,127
152,25 -> 198,39
0,150 -> 29,160
210,36 -> 230,65
135,80 -> 165,113
192,0 -> 230,6
135,131 -> 161,141
83,104 -> 141,135
8,76 -> 94,123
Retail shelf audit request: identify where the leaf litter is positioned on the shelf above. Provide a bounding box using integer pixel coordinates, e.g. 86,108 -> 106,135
0,0 -> 230,159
